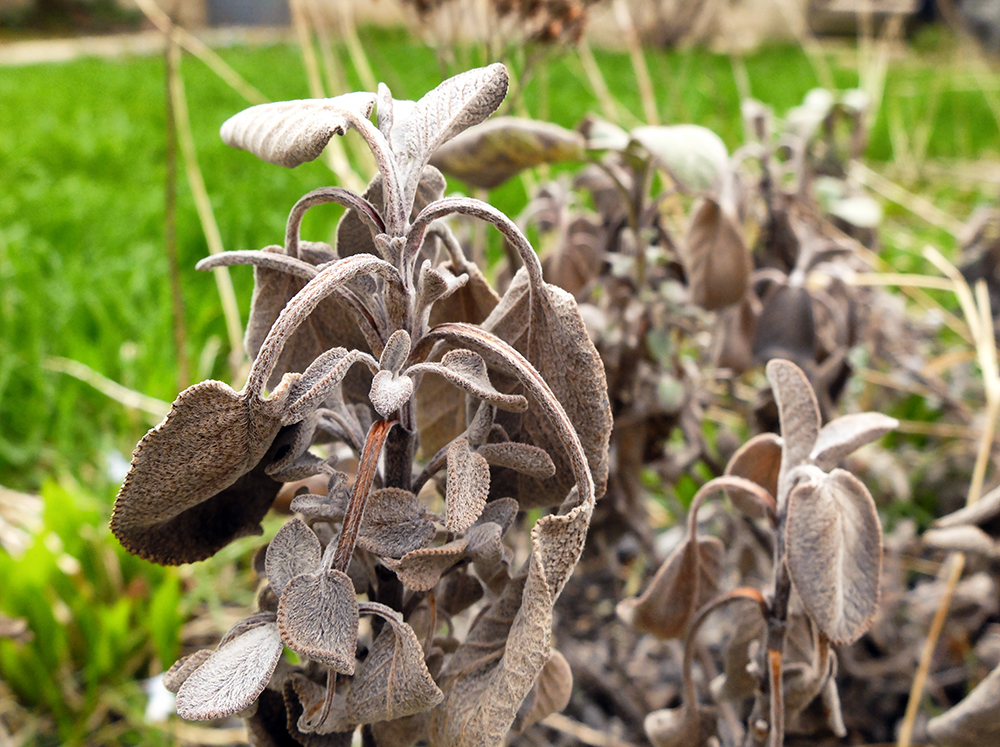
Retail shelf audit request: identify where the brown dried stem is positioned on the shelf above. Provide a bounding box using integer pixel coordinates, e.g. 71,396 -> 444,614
332,419 -> 395,572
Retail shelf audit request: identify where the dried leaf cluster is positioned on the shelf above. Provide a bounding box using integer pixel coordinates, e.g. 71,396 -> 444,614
111,63 -> 612,747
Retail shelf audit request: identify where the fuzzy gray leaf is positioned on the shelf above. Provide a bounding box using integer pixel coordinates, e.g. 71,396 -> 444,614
753,285 -> 816,363
410,349 -> 528,413
382,538 -> 470,591
810,412 -> 898,470
163,649 -> 212,695
370,371 -> 415,419
644,703 -> 716,747
766,359 -> 821,491
283,348 -> 377,425
430,116 -> 584,190
265,517 -> 322,597
786,469 -> 882,645
616,536 -> 724,640
683,197 -> 750,311
358,488 -> 437,559
934,484 -> 1000,529
446,438 -> 491,532
277,569 -> 359,673
477,442 -> 555,480
723,432 -> 781,518
398,64 -> 509,192
346,607 -> 444,724
631,124 -> 729,192
512,649 -> 573,732
220,93 -> 377,168
380,330 -> 412,374
427,501 -> 591,746
927,661 -> 1000,747
175,622 -> 284,720
482,268 -> 612,508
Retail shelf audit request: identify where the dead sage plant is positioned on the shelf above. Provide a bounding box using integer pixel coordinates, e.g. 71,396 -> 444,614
109,63 -> 612,747
618,358 -> 896,746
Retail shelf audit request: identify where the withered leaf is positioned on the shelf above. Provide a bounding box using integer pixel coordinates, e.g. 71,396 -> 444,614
175,622 -> 284,720
429,116 -> 584,190
927,660 -> 1000,747
266,517 -> 322,597
446,438 -> 491,532
476,442 -> 555,480
428,501 -> 591,746
346,603 -> 444,724
541,216 -> 602,300
111,381 -> 284,564
474,497 -> 519,535
683,197 -> 750,311
382,539 -> 470,591
357,488 -> 437,559
440,569 -> 485,617
616,535 -> 725,640
278,569 -> 359,673
220,92 -> 377,168
283,674 -> 357,742
785,469 -> 882,645
724,432 -> 781,518
481,268 -> 611,507
512,649 -> 573,732
933,484 -> 1000,529
923,525 -> 997,558
753,285 -> 816,364
809,412 -> 899,470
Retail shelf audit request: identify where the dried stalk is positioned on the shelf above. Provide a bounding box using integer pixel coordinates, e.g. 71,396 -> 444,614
164,23 -> 189,389
612,0 -> 658,125
43,357 -> 170,422
133,0 -> 267,105
289,0 -> 364,193
167,39 -> 246,375
897,253 -> 1000,747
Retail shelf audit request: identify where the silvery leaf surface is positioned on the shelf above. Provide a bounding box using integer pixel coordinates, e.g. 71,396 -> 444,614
396,64 -> 509,205
175,622 -> 284,720
785,468 -> 882,645
221,93 -> 377,168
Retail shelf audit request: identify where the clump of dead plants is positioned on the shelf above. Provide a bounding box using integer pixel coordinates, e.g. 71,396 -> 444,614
110,63 -> 612,747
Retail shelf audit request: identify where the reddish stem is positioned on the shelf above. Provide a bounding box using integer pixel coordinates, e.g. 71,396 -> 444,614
333,419 -> 394,572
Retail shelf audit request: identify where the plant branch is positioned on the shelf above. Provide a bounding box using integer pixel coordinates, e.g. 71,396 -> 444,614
333,419 -> 394,572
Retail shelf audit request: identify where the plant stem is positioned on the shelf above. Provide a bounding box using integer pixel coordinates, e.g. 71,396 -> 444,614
333,419 -> 394,572
897,553 -> 965,747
